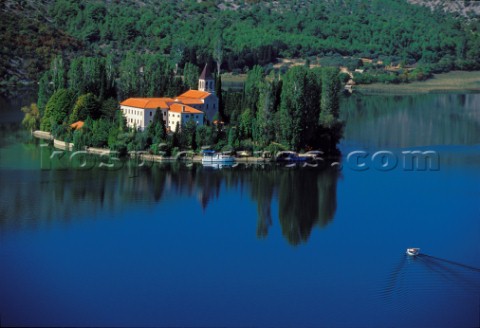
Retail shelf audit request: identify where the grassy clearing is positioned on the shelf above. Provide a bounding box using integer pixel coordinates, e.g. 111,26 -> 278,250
222,70 -> 480,94
356,71 -> 480,94
221,73 -> 247,83
221,73 -> 246,91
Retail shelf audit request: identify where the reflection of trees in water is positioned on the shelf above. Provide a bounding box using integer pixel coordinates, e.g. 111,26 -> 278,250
0,158 -> 339,245
185,166 -> 339,245
341,93 -> 480,147
278,168 -> 338,245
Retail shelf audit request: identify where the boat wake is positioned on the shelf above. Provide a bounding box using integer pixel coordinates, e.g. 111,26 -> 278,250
419,254 -> 480,273
378,253 -> 480,313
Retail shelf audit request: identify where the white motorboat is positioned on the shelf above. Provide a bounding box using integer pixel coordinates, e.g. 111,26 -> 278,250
202,150 -> 235,163
406,248 -> 420,256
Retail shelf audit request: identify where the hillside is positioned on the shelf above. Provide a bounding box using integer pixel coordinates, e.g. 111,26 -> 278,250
1,0 -> 480,96
0,0 -> 85,95
407,0 -> 480,17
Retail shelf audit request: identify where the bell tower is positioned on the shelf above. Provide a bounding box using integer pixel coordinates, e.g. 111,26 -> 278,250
198,64 -> 215,94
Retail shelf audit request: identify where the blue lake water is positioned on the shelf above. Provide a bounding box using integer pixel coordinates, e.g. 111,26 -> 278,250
0,93 -> 479,327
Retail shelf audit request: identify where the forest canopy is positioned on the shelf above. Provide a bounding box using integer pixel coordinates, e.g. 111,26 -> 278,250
48,0 -> 480,70
1,0 -> 480,92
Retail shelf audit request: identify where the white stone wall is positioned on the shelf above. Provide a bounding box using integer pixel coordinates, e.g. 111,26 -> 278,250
168,111 -> 204,132
168,112 -> 182,132
121,105 -> 164,131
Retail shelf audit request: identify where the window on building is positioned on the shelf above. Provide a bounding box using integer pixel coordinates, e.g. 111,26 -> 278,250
150,112 -> 152,116
213,104 -> 216,109
206,104 -> 209,109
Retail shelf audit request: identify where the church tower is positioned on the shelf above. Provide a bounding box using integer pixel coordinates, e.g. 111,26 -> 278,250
198,64 -> 215,94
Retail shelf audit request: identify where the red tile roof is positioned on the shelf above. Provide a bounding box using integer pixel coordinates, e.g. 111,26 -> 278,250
70,121 -> 84,130
120,98 -> 174,109
169,103 -> 204,114
175,96 -> 204,105
178,90 -> 211,99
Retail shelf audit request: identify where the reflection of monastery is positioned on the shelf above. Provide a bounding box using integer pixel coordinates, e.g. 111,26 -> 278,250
120,64 -> 218,132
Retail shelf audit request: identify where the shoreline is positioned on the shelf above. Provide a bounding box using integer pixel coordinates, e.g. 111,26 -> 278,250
33,130 -> 273,164
32,131 -> 342,165
355,71 -> 480,95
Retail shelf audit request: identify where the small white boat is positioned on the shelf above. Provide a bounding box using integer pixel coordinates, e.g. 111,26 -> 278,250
202,151 -> 235,164
406,248 -> 420,256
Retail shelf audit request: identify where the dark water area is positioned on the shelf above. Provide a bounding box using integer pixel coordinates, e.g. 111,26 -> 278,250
0,92 -> 36,124
0,93 -> 479,327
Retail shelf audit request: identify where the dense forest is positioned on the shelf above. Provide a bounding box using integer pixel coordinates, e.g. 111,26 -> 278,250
1,0 -> 480,93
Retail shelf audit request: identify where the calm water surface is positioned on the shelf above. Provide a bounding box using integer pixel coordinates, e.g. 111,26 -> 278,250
0,94 -> 479,327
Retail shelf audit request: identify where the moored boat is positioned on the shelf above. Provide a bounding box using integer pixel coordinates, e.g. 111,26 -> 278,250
406,248 -> 420,256
275,151 -> 307,163
202,150 -> 235,163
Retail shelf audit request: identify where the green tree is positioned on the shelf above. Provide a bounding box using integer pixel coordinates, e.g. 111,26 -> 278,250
215,75 -> 224,121
243,65 -> 264,115
100,98 -> 119,120
68,57 -> 85,95
37,71 -> 53,117
278,66 -> 308,150
118,51 -> 143,98
82,57 -> 106,97
255,81 -> 276,147
147,110 -> 166,145
195,125 -> 209,148
213,35 -> 224,74
180,120 -> 197,149
21,103 -> 41,132
144,54 -> 174,96
50,55 -> 66,91
239,108 -> 254,140
90,118 -> 111,148
183,62 -> 199,90
227,126 -> 239,148
40,89 -> 76,132
303,67 -> 322,147
69,93 -> 100,123
320,67 -> 341,128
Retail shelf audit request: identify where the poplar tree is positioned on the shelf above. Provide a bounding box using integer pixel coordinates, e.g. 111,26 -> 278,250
183,62 -> 199,90
278,66 -> 308,150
